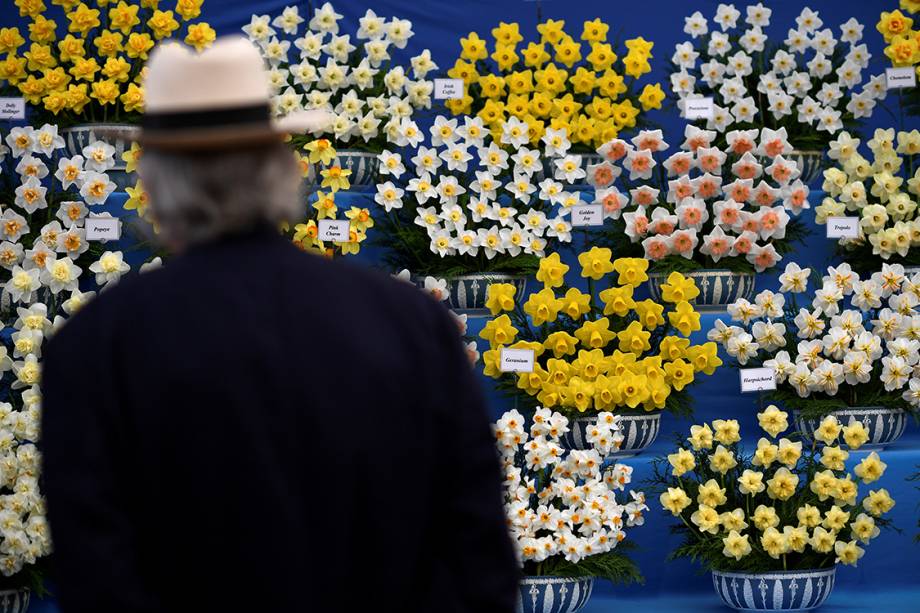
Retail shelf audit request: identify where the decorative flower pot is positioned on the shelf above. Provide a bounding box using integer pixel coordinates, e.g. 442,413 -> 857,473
711,568 -> 836,612
561,413 -> 661,459
62,123 -> 139,191
786,150 -> 824,186
0,588 -> 30,613
445,273 -> 528,317
517,576 -> 594,613
305,150 -> 379,188
794,406 -> 908,450
648,269 -> 755,312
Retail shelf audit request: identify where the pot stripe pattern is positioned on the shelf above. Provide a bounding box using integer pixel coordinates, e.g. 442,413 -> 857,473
712,568 -> 835,611
517,577 -> 594,613
795,407 -> 908,450
786,150 -> 824,186
445,275 -> 528,316
305,151 -> 379,187
648,271 -> 755,311
0,589 -> 30,613
561,414 -> 661,459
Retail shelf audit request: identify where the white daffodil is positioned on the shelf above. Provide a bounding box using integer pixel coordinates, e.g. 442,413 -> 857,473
78,171 -> 115,205
14,177 -> 47,214
54,156 -> 84,189
4,267 -> 40,304
881,356 -> 911,391
89,251 -> 130,286
5,127 -> 35,156
309,2 -> 343,34
243,14 -> 275,42
374,181 -> 404,213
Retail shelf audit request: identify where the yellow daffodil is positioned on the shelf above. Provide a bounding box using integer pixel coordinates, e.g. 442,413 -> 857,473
125,32 -> 155,59
668,448 -> 695,477
544,331 -> 579,358
65,82 -> 90,112
688,424 -> 713,450
109,1 -> 141,34
632,299 -> 664,330
580,18 -> 609,43
814,416 -> 843,445
722,530 -> 751,561
753,505 -> 780,531
664,358 -> 694,391
854,451 -> 887,484
616,320 -> 651,354
878,10 -> 914,42
534,63 -> 568,95
617,371 -> 649,408
492,21 -> 523,47
460,32 -> 488,61
738,469 -> 765,495
523,288 -> 562,325
553,37 -> 582,68
660,272 -> 700,303
599,285 -> 635,317
185,23 -> 216,51
578,246 -> 614,280
756,405 -> 789,437
668,301 -> 701,336
660,487 -> 691,516
521,41 -> 550,68
480,314 -> 518,347
690,504 -> 721,534
491,45 -> 519,71
148,9 -> 180,39
28,16 -> 57,45
124,181 -> 149,218
639,83 -> 665,111
90,79 -> 119,105
536,19 -> 566,45
176,0 -> 204,20
68,3 -> 102,35
586,42 -> 616,72
485,283 -> 517,315
885,34 -> 920,66
120,82 -> 144,112
122,142 -> 142,173
345,207 -> 373,233
319,166 -> 351,192
558,288 -> 591,320
575,318 -> 616,350
102,56 -> 131,81
709,445 -> 737,474
685,343 -> 722,375
612,257 -> 648,287
563,376 -> 595,412
0,27 -> 25,54
303,139 -> 337,165
312,191 -> 337,220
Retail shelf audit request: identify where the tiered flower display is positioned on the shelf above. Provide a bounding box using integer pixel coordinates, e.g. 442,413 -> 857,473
815,129 -> 920,270
877,5 -> 920,118
496,409 -> 644,585
669,4 -> 888,150
0,124 -> 136,589
446,18 -> 664,153
711,263 -> 919,446
481,252 -> 721,416
0,0 -> 215,123
591,126 -> 809,274
652,413 -> 894,576
371,114 -> 582,276
244,3 -> 436,152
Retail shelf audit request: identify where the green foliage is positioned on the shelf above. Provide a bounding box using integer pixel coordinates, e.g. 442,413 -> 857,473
529,547 -> 644,586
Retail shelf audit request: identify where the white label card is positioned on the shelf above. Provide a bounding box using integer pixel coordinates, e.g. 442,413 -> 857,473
499,348 -> 535,373
826,216 -> 859,239
85,217 -> 121,241
685,97 -> 714,120
318,219 -> 351,242
739,368 -> 777,393
886,67 -> 916,90
434,78 -> 464,100
0,98 -> 25,120
570,204 -> 604,227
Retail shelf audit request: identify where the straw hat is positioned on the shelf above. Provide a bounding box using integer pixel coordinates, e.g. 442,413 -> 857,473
138,36 -> 331,151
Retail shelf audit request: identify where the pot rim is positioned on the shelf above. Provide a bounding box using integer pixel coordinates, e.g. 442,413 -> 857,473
570,413 -> 661,423
792,406 -> 906,415
789,149 -> 824,155
649,269 -> 754,278
519,575 -> 595,584
711,566 -> 836,579
445,273 -> 529,281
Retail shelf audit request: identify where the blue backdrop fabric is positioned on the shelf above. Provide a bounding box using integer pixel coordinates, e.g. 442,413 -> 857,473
8,0 -> 920,611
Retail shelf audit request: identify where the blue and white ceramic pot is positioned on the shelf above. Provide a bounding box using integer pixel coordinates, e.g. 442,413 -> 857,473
794,406 -> 908,450
648,270 -> 755,312
446,273 -> 528,317
712,567 -> 836,612
561,414 -> 661,459
305,150 -> 379,188
62,124 -> 139,191
787,150 -> 824,186
517,576 -> 594,613
0,588 -> 30,613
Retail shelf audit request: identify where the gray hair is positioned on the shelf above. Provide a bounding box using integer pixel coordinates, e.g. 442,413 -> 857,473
138,143 -> 303,249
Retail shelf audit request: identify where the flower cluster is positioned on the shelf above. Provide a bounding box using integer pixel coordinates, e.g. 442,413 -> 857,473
282,139 -> 372,257
711,262 -> 920,413
670,4 -> 888,147
815,129 -> 920,267
372,115 -> 583,275
591,126 -> 808,273
481,252 -> 721,416
496,408 -> 646,576
244,3 -> 435,151
654,410 -> 894,571
447,18 -> 663,152
877,5 -> 920,69
0,123 -> 139,583
0,0 -> 215,123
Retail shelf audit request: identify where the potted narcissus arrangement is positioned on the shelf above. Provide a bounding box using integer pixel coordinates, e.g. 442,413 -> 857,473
480,250 -> 721,457
0,123 -> 140,607
0,0 -> 216,189
814,129 -> 920,273
445,17 -> 664,187
589,126 -> 809,310
711,262 -> 920,449
668,4 -> 889,184
651,410 -> 895,611
245,3 -> 437,187
876,5 -> 920,118
370,114 -> 586,315
495,409 -> 645,613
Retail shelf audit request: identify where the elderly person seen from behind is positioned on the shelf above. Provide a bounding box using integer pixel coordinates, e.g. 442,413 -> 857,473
40,36 -> 518,613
